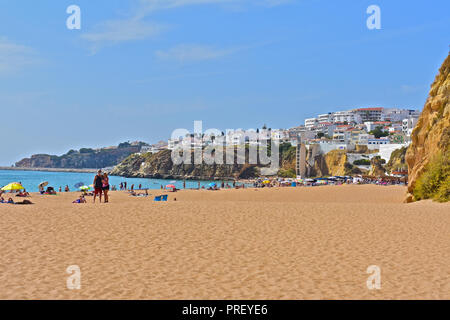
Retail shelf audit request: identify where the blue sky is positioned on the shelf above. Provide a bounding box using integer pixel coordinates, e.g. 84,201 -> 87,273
0,0 -> 449,165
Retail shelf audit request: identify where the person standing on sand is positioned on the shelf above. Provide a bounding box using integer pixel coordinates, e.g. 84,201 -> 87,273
102,173 -> 110,203
93,170 -> 103,203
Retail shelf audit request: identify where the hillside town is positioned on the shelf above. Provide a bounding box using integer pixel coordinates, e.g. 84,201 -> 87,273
136,107 -> 419,176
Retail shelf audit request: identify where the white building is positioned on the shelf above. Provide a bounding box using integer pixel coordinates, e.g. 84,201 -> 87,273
402,117 -> 418,136
384,108 -> 419,122
389,123 -> 403,133
364,121 -> 391,132
168,138 -> 182,150
305,118 -> 318,128
140,145 -> 164,154
318,113 -> 333,123
368,138 -> 390,145
316,122 -> 336,137
358,133 -> 371,145
354,108 -> 384,122
379,143 -> 410,162
332,111 -> 362,124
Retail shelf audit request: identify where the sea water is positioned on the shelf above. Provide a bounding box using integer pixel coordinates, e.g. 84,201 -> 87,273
0,170 -> 225,192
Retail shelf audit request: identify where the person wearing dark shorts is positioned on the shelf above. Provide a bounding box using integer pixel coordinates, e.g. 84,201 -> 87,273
102,173 -> 110,203
93,170 -> 103,203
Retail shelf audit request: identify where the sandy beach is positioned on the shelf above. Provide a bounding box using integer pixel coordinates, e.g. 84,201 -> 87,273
0,185 -> 449,300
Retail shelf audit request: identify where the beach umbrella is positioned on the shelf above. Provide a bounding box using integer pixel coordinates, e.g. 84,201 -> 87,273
79,186 -> 90,191
166,184 -> 176,189
1,182 -> 25,191
39,181 -> 49,188
263,180 -> 271,184
74,182 -> 84,189
208,182 -> 216,187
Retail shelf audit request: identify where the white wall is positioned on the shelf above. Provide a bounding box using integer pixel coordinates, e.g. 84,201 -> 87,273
379,143 -> 409,162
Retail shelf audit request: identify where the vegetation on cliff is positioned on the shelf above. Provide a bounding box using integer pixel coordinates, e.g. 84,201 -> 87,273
311,150 -> 361,177
277,143 -> 297,178
112,148 -> 259,180
15,142 -> 147,169
368,156 -> 386,176
385,147 -> 407,174
413,152 -> 449,202
406,54 -> 449,202
113,143 -> 300,180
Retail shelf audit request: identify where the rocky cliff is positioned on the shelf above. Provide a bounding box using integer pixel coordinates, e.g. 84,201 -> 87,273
112,143 -> 299,180
368,156 -> 386,177
111,149 -> 259,180
385,147 -> 407,174
406,55 -> 450,202
15,142 -> 146,169
309,150 -> 362,177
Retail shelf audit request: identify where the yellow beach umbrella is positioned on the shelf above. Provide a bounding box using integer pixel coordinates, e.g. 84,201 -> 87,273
263,180 -> 271,184
1,182 -> 24,191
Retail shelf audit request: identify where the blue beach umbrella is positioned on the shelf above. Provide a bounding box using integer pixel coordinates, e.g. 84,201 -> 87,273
74,182 -> 84,189
208,182 -> 216,187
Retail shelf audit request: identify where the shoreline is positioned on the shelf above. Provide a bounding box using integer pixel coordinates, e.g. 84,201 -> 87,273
0,167 -> 98,173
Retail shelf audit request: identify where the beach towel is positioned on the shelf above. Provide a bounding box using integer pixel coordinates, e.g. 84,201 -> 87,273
154,196 -> 162,201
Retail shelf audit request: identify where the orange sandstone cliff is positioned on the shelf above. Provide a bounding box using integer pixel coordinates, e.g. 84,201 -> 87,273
405,54 -> 450,202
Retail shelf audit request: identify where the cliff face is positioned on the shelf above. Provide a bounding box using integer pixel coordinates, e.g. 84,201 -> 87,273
111,149 -> 256,180
112,143 -> 300,180
406,55 -> 450,202
311,150 -> 362,177
368,156 -> 386,177
15,143 -> 144,169
385,147 -> 407,174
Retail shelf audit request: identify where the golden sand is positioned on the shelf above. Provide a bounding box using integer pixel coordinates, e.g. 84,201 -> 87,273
0,185 -> 449,299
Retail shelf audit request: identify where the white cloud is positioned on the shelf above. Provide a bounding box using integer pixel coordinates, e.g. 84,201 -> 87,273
155,44 -> 243,62
81,0 -> 292,53
137,0 -> 294,15
81,19 -> 167,54
0,37 -> 36,75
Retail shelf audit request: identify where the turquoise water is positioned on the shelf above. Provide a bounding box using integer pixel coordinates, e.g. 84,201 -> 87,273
0,170 -> 225,192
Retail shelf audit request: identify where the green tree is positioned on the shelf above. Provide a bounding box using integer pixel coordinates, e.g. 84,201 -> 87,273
369,126 -> 389,138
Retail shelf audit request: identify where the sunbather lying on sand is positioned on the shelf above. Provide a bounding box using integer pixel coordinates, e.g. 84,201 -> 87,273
14,199 -> 33,205
16,190 -> 30,197
130,190 -> 149,197
73,195 -> 87,204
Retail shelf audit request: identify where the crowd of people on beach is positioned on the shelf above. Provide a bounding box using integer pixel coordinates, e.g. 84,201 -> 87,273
1,170 -> 407,206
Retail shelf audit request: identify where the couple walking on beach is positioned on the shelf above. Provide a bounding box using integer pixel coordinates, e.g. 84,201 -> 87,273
93,170 -> 109,203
